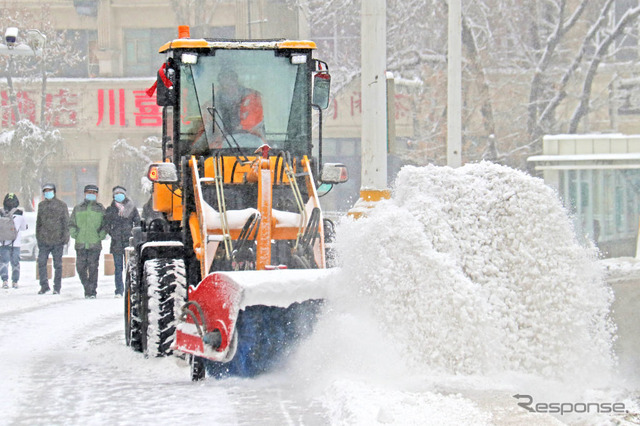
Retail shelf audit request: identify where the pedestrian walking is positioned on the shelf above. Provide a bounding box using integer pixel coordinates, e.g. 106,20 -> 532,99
104,186 -> 140,297
0,193 -> 28,289
36,183 -> 69,295
69,184 -> 106,299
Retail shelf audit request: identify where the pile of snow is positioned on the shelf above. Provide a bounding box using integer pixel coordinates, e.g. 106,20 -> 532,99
329,162 -> 615,380
601,257 -> 640,283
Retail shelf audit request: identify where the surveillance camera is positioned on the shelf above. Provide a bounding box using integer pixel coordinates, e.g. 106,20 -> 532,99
5,27 -> 18,47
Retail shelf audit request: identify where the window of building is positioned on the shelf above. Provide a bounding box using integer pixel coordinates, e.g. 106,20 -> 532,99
558,168 -> 640,248
124,28 -> 175,77
42,164 -> 99,207
207,26 -> 235,38
316,138 -> 361,213
55,30 -> 98,78
123,27 -> 235,77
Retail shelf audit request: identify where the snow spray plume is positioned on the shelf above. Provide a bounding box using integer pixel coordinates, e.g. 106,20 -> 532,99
332,162 -> 615,382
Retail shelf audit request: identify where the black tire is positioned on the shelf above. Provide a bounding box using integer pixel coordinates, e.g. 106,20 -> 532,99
125,252 -> 143,352
143,258 -> 187,357
190,355 -> 206,381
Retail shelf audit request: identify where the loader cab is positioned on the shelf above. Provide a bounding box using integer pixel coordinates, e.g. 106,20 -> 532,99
156,40 -> 326,167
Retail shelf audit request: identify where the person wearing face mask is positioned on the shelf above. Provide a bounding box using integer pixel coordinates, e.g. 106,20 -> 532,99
36,183 -> 70,295
69,184 -> 106,299
104,186 -> 140,297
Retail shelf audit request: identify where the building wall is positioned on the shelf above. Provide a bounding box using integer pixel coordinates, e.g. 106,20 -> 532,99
530,134 -> 640,258
7,1 -> 640,215
0,0 -> 316,207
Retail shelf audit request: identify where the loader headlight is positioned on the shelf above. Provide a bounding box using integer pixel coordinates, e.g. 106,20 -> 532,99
320,163 -> 348,184
148,163 -> 178,183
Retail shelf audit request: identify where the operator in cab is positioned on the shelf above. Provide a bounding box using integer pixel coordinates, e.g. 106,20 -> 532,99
191,67 -> 265,155
216,67 -> 265,138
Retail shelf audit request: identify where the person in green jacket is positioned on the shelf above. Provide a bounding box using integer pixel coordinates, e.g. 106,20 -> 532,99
69,184 -> 106,299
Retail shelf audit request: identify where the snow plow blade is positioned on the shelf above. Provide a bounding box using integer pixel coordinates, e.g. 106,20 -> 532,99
174,268 -> 336,377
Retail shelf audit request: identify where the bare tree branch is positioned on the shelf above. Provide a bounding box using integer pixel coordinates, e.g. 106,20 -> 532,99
569,5 -> 640,132
537,0 -> 615,130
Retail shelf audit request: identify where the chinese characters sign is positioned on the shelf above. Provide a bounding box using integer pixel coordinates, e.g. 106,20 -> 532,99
326,91 -> 412,121
96,89 -> 161,127
0,83 -> 413,137
0,86 -> 161,129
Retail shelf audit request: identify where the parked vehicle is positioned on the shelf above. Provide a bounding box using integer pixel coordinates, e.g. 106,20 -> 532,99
19,212 -> 37,261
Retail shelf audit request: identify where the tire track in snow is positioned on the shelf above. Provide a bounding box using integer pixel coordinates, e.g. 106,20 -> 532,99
4,296 -> 238,425
3,291 -> 327,425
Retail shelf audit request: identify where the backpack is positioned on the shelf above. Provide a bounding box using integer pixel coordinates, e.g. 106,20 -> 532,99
0,208 -> 18,242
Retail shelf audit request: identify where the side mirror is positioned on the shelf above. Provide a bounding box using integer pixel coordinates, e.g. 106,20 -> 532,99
320,163 -> 348,184
156,61 -> 177,106
313,72 -> 331,110
148,162 -> 178,183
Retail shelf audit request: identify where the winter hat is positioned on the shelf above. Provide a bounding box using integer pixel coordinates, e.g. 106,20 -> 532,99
112,186 -> 127,195
42,183 -> 56,192
3,193 -> 19,210
84,184 -> 99,193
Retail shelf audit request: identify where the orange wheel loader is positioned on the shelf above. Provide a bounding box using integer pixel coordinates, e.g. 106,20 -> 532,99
124,26 -> 348,380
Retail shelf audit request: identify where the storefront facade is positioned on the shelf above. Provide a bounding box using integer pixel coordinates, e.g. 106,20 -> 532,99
528,134 -> 640,257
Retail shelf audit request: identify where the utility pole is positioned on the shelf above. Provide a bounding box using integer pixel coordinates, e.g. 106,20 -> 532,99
26,30 -> 47,126
447,0 -> 462,167
349,0 -> 390,218
6,55 -> 20,123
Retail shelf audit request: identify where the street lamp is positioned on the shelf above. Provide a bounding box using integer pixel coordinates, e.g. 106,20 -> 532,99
0,27 -> 44,56
0,27 -> 47,123
25,29 -> 46,54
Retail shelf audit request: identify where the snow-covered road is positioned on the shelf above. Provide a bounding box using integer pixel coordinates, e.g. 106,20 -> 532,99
0,259 -> 638,425
0,264 -> 334,425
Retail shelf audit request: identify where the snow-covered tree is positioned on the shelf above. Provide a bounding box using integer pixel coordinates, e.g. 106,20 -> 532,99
107,137 -> 163,207
0,5 -> 84,126
306,0 -> 640,169
0,6 -> 84,208
464,0 -> 640,165
0,119 -> 63,210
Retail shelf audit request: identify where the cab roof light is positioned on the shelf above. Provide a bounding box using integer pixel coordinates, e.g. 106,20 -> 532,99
290,54 -> 307,64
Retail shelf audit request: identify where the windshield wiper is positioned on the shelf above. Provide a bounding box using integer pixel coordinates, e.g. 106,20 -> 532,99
208,83 -> 250,163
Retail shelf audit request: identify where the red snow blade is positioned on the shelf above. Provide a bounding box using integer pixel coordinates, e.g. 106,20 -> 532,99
174,269 -> 336,362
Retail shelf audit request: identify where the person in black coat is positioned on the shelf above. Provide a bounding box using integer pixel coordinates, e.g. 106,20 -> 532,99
104,186 -> 140,296
36,183 -> 69,295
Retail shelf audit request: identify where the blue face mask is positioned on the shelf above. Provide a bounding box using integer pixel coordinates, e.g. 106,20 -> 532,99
114,193 -> 125,203
44,191 -> 54,200
85,193 -> 97,202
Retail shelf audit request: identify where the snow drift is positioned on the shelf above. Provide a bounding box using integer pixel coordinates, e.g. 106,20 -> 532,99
331,162 -> 615,380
